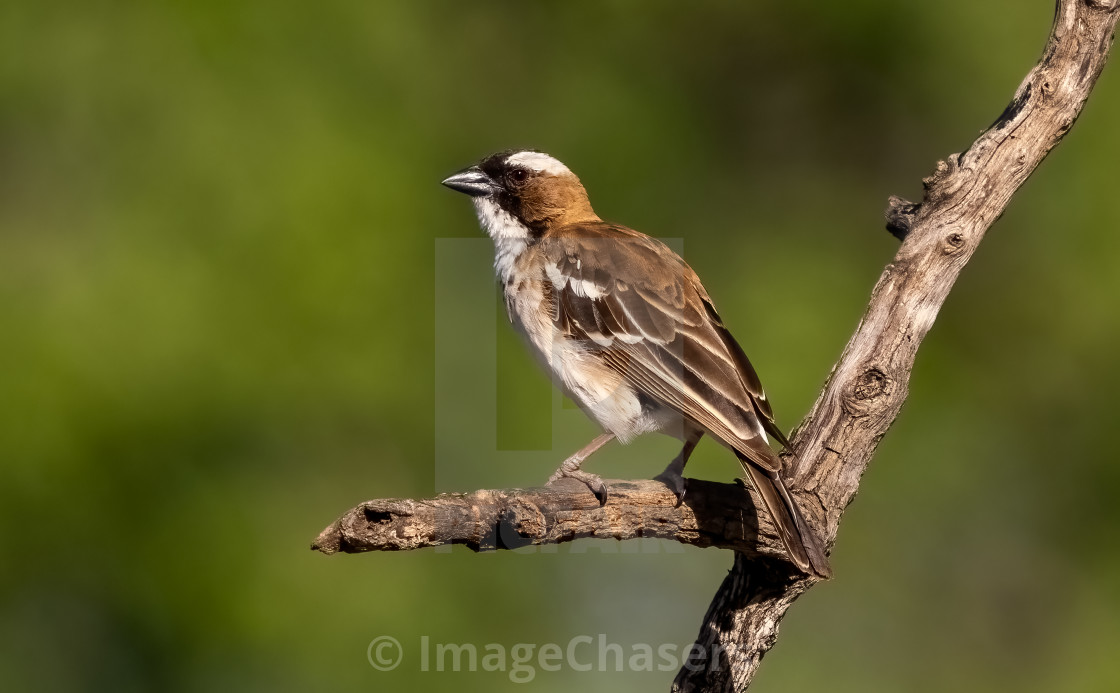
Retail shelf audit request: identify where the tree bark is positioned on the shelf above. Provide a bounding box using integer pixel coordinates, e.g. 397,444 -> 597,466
673,2 -> 1120,689
313,2 -> 1120,690
312,478 -> 789,557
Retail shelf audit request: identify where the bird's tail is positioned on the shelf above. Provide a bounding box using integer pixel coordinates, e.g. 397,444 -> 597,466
738,454 -> 832,579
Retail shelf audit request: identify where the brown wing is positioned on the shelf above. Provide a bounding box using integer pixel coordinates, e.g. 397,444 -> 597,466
539,222 -> 786,469
700,293 -> 791,449
537,222 -> 831,578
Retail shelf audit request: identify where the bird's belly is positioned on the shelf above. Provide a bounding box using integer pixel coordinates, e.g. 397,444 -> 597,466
506,286 -> 661,442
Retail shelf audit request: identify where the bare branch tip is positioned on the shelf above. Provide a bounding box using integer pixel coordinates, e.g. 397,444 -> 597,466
884,195 -> 920,241
311,523 -> 343,555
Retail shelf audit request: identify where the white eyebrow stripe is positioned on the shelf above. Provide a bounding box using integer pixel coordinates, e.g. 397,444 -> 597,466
505,151 -> 571,176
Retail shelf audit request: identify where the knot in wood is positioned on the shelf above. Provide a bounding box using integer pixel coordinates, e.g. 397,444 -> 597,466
843,366 -> 891,416
922,160 -> 949,192
922,154 -> 967,203
854,367 -> 887,400
942,232 -> 966,254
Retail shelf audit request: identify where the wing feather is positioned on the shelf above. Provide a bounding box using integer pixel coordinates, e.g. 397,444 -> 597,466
539,222 -> 785,471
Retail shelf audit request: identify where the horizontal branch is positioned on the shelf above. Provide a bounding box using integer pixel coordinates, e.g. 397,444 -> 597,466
313,478 -> 791,559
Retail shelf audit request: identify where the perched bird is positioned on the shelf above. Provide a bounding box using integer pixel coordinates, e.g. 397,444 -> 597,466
441,150 -> 831,578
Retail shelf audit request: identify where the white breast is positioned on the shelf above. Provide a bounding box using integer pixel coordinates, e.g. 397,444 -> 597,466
503,261 -> 666,443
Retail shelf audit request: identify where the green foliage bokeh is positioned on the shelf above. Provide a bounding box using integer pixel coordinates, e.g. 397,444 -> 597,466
2,1 -> 1119,691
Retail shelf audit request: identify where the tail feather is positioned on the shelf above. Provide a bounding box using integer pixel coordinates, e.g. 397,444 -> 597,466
739,454 -> 832,579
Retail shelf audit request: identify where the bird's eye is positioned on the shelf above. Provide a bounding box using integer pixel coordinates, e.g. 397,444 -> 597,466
508,168 -> 529,186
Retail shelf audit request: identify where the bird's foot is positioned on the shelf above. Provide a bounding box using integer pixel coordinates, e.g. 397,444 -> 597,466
654,468 -> 688,507
547,468 -> 608,506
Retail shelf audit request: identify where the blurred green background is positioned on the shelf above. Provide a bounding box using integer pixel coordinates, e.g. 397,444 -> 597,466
3,1 -> 1119,691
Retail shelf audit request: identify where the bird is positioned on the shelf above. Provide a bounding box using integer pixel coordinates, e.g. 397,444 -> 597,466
441,149 -> 831,578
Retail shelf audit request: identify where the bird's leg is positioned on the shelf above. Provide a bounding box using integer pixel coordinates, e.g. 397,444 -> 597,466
654,429 -> 703,506
547,432 -> 615,505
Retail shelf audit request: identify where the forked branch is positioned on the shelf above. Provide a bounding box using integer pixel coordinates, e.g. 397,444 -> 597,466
673,2 -> 1120,690
313,2 -> 1120,690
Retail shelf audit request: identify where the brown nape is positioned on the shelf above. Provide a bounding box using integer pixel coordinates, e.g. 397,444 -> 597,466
519,173 -> 600,232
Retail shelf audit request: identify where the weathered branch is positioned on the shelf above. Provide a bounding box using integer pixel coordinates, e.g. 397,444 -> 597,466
313,478 -> 791,557
673,2 -> 1120,690
314,1 -> 1120,690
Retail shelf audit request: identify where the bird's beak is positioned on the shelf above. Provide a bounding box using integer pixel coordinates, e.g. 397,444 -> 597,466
441,166 -> 496,197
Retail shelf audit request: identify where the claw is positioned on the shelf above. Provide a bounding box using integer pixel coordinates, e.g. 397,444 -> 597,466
548,469 -> 609,506
590,478 -> 608,506
654,470 -> 687,507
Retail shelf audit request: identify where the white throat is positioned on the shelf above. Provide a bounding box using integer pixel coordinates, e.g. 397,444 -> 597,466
473,197 -> 530,283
